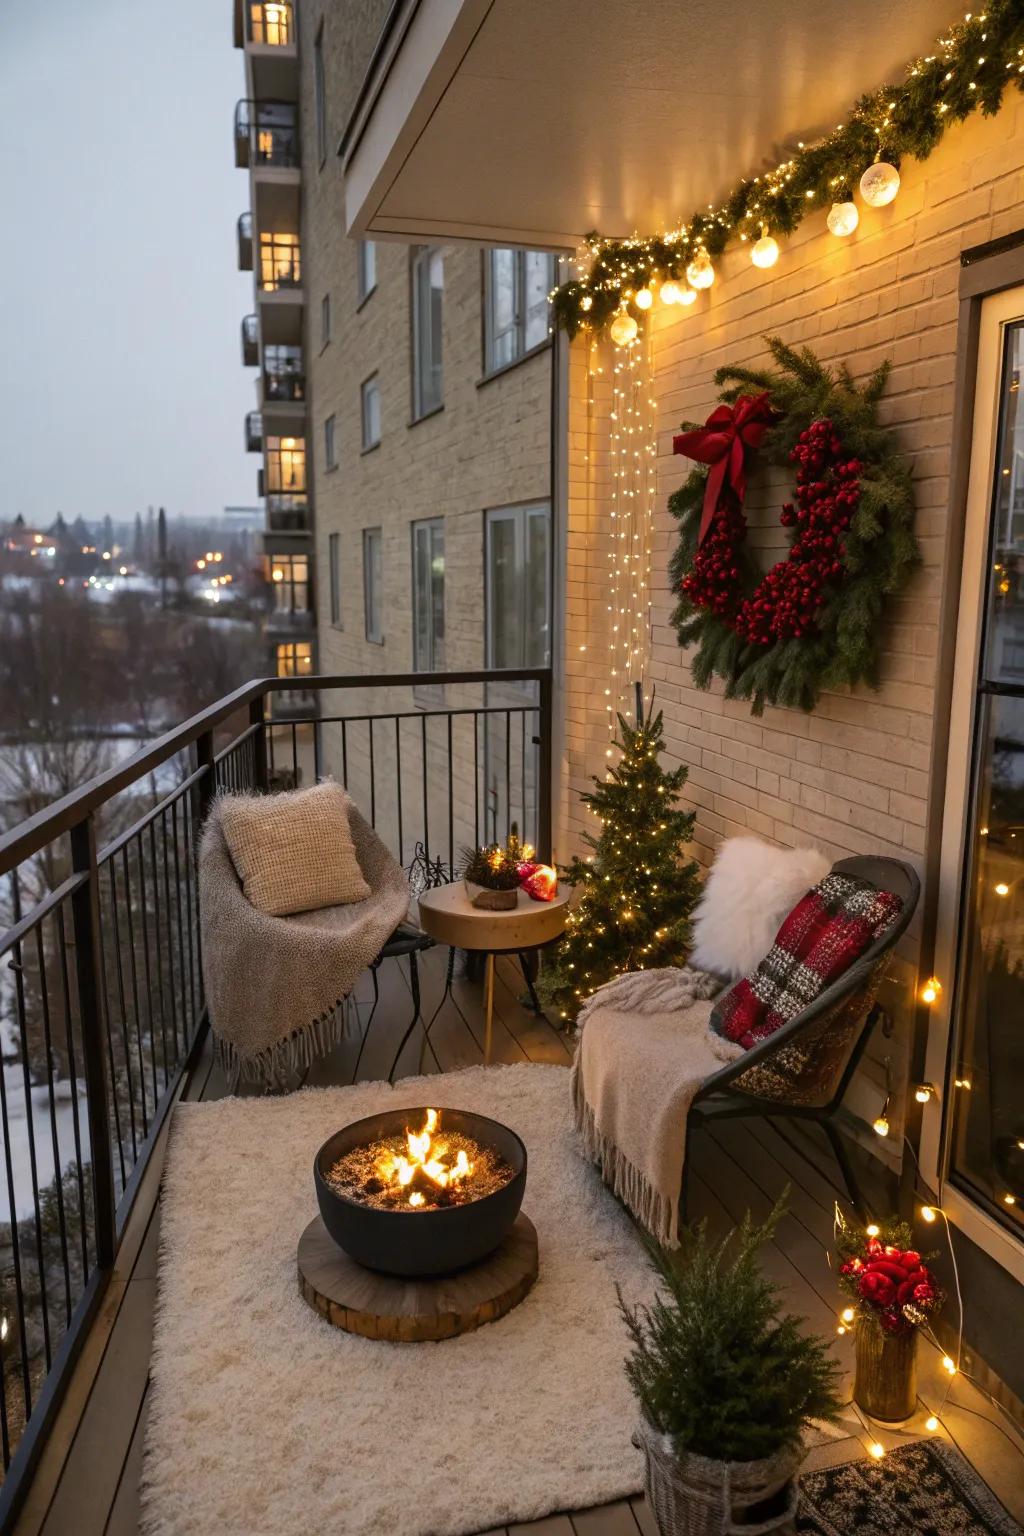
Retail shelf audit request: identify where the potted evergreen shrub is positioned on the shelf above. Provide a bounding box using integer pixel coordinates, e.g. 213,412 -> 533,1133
461,841 -> 522,910
619,1203 -> 842,1535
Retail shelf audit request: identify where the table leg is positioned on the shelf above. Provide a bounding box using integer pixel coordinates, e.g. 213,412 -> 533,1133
484,951 -> 495,1064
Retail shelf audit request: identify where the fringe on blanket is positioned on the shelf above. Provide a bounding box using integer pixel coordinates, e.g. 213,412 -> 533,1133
571,1056 -> 678,1247
215,992 -> 360,1092
575,964 -> 722,1034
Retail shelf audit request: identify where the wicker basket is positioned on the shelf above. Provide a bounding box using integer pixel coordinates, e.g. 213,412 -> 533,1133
632,1418 -> 803,1536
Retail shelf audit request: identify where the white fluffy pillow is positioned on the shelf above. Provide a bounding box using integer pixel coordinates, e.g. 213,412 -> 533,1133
689,836 -> 831,981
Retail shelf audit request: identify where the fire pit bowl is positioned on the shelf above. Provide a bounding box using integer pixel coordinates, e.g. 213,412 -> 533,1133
313,1107 -> 527,1277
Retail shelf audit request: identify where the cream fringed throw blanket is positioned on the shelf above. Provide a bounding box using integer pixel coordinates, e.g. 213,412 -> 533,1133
571,968 -> 743,1247
199,800 -> 409,1088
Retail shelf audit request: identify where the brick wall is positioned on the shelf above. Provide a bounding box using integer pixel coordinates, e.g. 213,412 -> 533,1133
561,98 -> 1024,1149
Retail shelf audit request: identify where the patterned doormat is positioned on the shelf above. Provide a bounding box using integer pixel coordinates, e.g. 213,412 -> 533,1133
797,1440 -> 1022,1534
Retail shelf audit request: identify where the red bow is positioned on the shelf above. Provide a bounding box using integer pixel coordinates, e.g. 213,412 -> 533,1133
673,392 -> 775,544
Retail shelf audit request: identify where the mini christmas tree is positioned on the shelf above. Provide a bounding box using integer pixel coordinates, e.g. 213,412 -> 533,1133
538,701 -> 701,1022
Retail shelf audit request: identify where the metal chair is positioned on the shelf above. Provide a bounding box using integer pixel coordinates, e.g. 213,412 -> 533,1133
350,921 -> 436,1083
679,856 -> 920,1224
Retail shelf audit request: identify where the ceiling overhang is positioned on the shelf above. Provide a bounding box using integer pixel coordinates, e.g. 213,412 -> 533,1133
341,0 -> 950,251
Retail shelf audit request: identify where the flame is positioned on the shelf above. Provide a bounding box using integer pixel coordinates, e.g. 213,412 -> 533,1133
379,1109 -> 474,1207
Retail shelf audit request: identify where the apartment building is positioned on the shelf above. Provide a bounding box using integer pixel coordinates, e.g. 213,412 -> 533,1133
233,0 -> 315,709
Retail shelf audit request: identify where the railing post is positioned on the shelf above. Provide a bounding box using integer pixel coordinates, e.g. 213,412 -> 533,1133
536,670 -> 554,863
195,729 -> 216,827
249,694 -> 269,792
69,816 -> 116,1270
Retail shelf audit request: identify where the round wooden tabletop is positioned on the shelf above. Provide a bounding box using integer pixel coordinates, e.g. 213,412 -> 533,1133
417,882 -> 570,953
297,1212 -> 539,1342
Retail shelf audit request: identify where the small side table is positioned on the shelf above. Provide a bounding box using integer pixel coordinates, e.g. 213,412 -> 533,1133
417,884 -> 570,1062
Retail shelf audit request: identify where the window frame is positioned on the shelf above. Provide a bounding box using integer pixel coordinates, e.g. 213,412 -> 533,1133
328,533 -> 341,627
323,413 -> 336,472
313,22 -> 327,166
483,249 -> 556,377
258,230 -> 301,292
484,501 -> 552,670
411,245 -> 443,421
360,373 -> 381,452
411,517 -> 445,674
363,526 -> 383,644
357,241 -> 377,304
321,292 -> 331,349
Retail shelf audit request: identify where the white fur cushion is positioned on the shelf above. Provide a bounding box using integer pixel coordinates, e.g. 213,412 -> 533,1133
689,837 -> 831,981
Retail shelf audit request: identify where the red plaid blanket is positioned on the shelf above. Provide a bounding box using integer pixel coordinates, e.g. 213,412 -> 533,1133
710,872 -> 903,1050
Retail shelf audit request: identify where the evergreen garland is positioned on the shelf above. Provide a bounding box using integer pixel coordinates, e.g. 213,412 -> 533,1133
668,336 -> 918,715
620,1201 -> 843,1463
536,708 -> 701,1023
551,1 -> 1024,337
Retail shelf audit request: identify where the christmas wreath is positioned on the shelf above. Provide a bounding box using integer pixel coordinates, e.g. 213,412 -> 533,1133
668,337 -> 918,715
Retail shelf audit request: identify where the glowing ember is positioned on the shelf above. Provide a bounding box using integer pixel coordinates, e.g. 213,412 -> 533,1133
327,1108 -> 514,1212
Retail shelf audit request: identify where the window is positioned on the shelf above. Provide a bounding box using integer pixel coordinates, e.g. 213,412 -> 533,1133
248,2 -> 293,45
259,231 -> 301,291
363,527 -> 383,643
314,25 -> 327,165
412,519 -> 445,673
328,534 -> 341,626
264,343 -> 303,400
276,641 -> 312,678
267,554 -> 309,615
485,503 -> 551,668
321,293 -> 331,348
265,435 -> 305,493
484,249 -> 556,372
412,246 -> 443,418
361,374 -> 381,450
358,241 -> 377,302
324,414 -> 336,471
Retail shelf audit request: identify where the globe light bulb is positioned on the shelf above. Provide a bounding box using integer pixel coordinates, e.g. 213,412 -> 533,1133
678,287 -> 698,307
659,280 -> 684,306
751,233 -> 779,269
685,249 -> 715,290
827,200 -> 860,237
860,161 -> 901,208
872,1115 -> 890,1138
634,286 -> 654,310
915,1084 -> 934,1104
608,306 -> 639,347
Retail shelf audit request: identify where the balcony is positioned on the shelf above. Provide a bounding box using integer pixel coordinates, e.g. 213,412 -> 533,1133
245,410 -> 263,452
263,362 -> 305,403
264,494 -> 310,535
241,312 -> 259,366
236,211 -> 253,271
234,98 -> 300,172
234,2 -> 298,98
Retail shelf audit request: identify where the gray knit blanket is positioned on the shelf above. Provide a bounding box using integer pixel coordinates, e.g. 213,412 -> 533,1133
198,798 -> 410,1088
571,967 -> 742,1247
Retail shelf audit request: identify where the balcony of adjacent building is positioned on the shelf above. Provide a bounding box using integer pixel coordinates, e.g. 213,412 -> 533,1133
265,552 -> 314,637
261,343 -> 305,430
237,211 -> 253,271
234,99 -> 300,175
245,410 -> 263,453
233,1 -> 298,99
241,312 -> 259,366
255,231 -> 303,325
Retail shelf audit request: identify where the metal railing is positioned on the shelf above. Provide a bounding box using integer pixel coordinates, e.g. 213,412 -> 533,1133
237,212 -> 253,271
0,668 -> 551,1524
241,314 -> 259,366
234,99 -> 300,170
263,367 -> 305,402
245,411 -> 263,453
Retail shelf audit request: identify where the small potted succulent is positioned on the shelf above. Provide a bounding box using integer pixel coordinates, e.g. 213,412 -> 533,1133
461,841 -> 521,910
620,1203 -> 841,1535
836,1216 -> 943,1423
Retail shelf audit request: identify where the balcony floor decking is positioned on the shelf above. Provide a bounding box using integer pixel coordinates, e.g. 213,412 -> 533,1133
13,946 -> 1024,1536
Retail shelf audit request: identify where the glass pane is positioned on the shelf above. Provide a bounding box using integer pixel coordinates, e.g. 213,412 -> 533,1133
525,507 -> 551,667
430,522 -> 445,670
489,250 -> 517,369
413,525 -> 431,670
984,324 -> 1024,684
415,249 -> 443,414
360,241 -> 376,298
524,252 -> 552,352
487,515 -> 520,668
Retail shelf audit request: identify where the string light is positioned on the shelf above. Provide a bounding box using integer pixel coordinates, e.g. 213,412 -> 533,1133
942,1355 -> 957,1375
609,304 -> 639,347
859,160 -> 901,206
920,976 -> 941,1004
921,1205 -> 938,1223
915,1083 -> 936,1104
750,230 -> 780,268
685,249 -> 715,289
659,279 -> 683,305
865,1223 -> 880,1238
994,881 -> 1010,896
869,1442 -> 885,1460
925,1416 -> 940,1432
634,286 -> 654,310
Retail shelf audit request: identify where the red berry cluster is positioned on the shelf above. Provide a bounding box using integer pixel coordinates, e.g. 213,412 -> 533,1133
679,497 -> 746,620
736,420 -> 861,645
840,1237 -> 943,1335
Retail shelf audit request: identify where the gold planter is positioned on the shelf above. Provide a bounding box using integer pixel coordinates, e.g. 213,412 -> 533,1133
853,1317 -> 917,1422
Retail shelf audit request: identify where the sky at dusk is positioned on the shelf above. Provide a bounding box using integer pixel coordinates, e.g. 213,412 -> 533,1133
0,0 -> 257,525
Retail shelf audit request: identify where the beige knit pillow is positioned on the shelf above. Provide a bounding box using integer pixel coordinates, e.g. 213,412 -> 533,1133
219,780 -> 371,917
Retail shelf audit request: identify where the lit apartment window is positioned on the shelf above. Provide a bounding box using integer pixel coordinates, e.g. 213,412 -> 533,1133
363,527 -> 383,643
249,102 -> 299,167
411,246 -> 443,418
358,241 -> 377,303
249,2 -> 293,45
321,293 -> 331,347
328,533 -> 341,626
361,375 -> 381,450
265,435 -> 306,493
324,414 -> 337,471
484,250 -> 555,373
263,343 -> 303,400
259,231 -> 301,291
268,554 -> 309,613
412,519 -> 445,673
314,24 -> 327,165
485,503 -> 551,667
276,641 -> 312,678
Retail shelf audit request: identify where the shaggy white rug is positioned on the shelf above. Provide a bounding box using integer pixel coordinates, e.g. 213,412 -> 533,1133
141,1062 -> 654,1536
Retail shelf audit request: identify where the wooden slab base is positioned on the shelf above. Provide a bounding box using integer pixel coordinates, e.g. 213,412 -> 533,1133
297,1212 -> 538,1342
